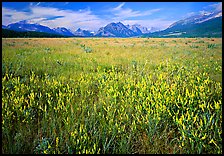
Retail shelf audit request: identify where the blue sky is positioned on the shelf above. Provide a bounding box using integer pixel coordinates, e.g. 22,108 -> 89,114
2,2 -> 222,32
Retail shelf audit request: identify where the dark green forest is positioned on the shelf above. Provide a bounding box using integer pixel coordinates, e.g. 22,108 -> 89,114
2,29 -> 66,38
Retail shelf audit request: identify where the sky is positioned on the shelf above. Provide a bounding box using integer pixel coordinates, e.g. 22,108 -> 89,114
2,2 -> 222,32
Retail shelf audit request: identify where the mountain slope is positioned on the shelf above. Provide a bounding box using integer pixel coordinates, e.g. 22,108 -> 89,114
53,27 -> 74,36
144,11 -> 222,38
126,24 -> 143,35
7,20 -> 57,34
95,22 -> 137,37
168,10 -> 222,29
73,28 -> 93,37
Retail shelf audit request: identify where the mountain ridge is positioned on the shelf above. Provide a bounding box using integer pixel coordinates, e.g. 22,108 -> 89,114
143,10 -> 222,38
73,28 -> 93,37
53,27 -> 74,37
2,10 -> 222,38
95,22 -> 138,37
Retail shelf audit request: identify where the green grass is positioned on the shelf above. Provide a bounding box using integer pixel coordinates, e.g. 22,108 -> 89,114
2,38 -> 222,154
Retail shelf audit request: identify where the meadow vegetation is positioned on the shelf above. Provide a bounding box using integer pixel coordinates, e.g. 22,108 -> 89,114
2,37 -> 222,154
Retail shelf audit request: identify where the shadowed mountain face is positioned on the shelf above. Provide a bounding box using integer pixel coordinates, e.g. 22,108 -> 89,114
53,27 -> 74,37
6,20 -> 57,34
95,22 -> 137,37
126,24 -> 143,35
2,25 -> 7,29
73,28 -> 93,37
126,24 -> 152,34
5,20 -> 75,37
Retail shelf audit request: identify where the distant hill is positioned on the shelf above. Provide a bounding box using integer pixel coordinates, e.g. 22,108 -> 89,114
2,28 -> 66,38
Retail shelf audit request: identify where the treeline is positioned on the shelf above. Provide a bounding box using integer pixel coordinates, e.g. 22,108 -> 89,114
2,29 -> 67,38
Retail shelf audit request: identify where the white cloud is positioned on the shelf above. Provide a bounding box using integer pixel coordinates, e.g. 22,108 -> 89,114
113,2 -> 125,11
2,6 -> 107,31
2,3 -> 169,32
2,7 -> 31,25
110,3 -> 161,21
108,3 -> 167,30
203,2 -> 222,13
185,12 -> 197,17
32,7 -> 106,31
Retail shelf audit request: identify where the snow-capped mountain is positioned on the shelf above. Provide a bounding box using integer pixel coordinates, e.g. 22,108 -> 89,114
129,24 -> 152,34
126,24 -> 153,34
168,10 -> 222,29
126,24 -> 143,35
135,24 -> 150,33
53,27 -> 74,37
95,22 -> 137,37
148,27 -> 160,33
6,20 -> 57,34
94,27 -> 116,37
73,28 -> 93,37
144,10 -> 222,38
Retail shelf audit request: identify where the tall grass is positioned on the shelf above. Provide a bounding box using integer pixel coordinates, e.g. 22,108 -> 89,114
2,38 -> 222,154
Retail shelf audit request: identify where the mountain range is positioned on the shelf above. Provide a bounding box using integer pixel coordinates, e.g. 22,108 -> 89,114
2,10 -> 222,38
2,20 -> 151,38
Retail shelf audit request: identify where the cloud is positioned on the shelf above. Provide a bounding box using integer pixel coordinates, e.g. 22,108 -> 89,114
110,3 -> 161,21
113,2 -> 125,11
203,2 -> 222,13
29,2 -> 41,7
209,2 -> 222,12
2,7 -> 31,25
2,6 -> 107,31
1,3 -> 175,31
185,12 -> 197,17
31,6 -> 107,31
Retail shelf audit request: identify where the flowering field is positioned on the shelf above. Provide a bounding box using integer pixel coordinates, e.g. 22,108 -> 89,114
2,38 -> 222,154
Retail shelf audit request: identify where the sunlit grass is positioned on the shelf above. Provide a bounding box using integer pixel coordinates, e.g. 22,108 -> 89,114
2,38 -> 222,154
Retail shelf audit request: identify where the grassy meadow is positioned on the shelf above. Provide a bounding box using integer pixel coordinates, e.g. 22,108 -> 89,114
2,37 -> 222,154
